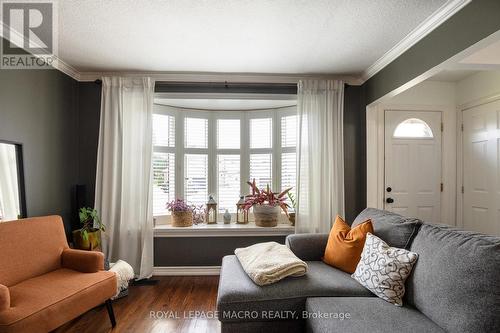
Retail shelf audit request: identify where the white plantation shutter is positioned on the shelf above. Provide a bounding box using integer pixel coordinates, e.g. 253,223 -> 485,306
281,114 -> 297,206
281,114 -> 297,190
250,118 -> 272,149
217,155 -> 240,212
152,113 -> 176,216
281,115 -> 297,148
185,117 -> 208,148
152,153 -> 175,215
250,153 -> 272,189
218,119 -> 240,149
153,114 -> 175,147
249,117 -> 273,191
185,154 -> 208,206
281,152 -> 296,189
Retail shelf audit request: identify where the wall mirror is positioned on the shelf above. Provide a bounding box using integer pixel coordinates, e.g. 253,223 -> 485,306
0,141 -> 26,221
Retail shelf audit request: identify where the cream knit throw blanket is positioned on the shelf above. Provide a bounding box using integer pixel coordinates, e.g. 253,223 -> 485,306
109,260 -> 135,299
235,241 -> 308,286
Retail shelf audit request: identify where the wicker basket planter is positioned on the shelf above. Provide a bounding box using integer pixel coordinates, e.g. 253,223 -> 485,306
171,211 -> 193,227
253,205 -> 280,227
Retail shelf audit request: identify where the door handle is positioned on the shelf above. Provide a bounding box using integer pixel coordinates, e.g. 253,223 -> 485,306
386,198 -> 394,204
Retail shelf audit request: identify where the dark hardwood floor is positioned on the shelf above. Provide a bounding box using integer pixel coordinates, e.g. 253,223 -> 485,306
53,276 -> 220,333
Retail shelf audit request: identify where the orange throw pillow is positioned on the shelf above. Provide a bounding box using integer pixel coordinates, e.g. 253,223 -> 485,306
322,215 -> 374,273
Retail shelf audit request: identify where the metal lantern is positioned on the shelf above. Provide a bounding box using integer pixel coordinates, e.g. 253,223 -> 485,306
206,195 -> 217,224
236,196 -> 249,224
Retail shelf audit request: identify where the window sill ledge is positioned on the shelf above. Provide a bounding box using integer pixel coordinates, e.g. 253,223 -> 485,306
154,223 -> 295,237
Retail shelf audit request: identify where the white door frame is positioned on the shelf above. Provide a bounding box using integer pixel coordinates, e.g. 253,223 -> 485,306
366,103 -> 456,225
457,92 -> 500,229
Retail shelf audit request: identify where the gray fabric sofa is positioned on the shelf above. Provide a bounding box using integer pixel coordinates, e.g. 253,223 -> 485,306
216,208 -> 500,333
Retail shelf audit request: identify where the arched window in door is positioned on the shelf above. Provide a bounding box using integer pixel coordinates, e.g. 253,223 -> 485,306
393,118 -> 434,138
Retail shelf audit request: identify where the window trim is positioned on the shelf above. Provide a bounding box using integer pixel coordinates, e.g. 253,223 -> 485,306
153,104 -> 297,224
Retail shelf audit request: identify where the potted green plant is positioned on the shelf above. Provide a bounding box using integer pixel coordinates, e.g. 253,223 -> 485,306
244,179 -> 292,227
72,207 -> 105,250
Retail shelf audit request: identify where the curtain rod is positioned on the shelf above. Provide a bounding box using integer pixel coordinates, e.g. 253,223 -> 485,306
154,81 -> 297,94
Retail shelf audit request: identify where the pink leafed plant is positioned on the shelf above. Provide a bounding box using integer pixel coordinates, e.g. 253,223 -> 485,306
166,199 -> 206,224
244,179 -> 292,216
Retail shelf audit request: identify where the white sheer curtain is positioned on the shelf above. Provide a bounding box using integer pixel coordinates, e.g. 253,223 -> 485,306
0,144 -> 20,221
95,77 -> 154,279
296,80 -> 345,234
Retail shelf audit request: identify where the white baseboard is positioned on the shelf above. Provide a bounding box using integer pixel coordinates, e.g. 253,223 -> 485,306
153,266 -> 221,276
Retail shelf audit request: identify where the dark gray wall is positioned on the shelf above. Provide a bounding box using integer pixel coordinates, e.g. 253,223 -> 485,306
364,0 -> 500,104
0,68 -> 78,233
343,84 -> 366,223
76,82 -> 102,207
154,236 -> 287,266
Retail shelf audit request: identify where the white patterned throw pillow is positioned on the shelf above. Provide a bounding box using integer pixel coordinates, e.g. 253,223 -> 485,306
352,233 -> 418,306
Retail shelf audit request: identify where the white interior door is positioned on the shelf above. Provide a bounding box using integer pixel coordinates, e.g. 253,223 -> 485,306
463,99 -> 500,236
385,110 -> 442,223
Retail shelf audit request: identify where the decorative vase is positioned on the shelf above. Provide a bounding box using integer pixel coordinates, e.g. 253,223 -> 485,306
223,209 -> 231,224
288,212 -> 296,226
172,211 -> 193,227
72,229 -> 101,250
253,205 -> 280,227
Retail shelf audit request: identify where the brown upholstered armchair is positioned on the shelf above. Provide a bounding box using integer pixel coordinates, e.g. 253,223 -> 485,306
0,216 -> 117,333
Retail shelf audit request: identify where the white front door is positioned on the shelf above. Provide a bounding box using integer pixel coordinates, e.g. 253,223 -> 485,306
463,99 -> 500,236
384,110 -> 442,223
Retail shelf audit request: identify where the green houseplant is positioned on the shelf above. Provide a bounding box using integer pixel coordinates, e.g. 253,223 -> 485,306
72,207 -> 105,250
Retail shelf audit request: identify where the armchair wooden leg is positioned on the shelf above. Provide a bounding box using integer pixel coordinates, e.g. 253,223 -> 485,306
105,299 -> 116,328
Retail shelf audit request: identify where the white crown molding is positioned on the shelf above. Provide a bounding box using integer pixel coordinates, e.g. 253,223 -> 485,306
360,0 -> 471,82
53,58 -> 81,81
153,266 -> 220,276
0,21 -> 81,81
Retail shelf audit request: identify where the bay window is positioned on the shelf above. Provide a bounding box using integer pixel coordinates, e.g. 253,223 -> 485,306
152,104 -> 297,224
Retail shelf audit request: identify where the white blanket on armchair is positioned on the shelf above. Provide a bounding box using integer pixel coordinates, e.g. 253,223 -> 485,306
235,241 -> 308,286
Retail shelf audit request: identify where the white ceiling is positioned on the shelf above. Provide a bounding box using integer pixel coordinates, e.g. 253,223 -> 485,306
58,0 -> 449,76
460,39 -> 500,65
429,69 -> 477,82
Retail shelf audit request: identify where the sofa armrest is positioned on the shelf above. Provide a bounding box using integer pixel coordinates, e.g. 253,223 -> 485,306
62,248 -> 104,273
285,233 -> 329,261
0,284 -> 9,312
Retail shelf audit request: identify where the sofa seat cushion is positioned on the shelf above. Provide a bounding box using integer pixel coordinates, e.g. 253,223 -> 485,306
217,255 -> 373,322
305,297 -> 444,333
0,268 -> 116,333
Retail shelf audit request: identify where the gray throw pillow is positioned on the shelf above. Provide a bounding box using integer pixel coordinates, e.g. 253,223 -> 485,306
352,233 -> 418,306
352,208 -> 422,249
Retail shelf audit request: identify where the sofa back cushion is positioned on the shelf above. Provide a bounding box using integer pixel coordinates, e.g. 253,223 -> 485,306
352,208 -> 421,249
0,216 -> 68,286
406,223 -> 500,332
